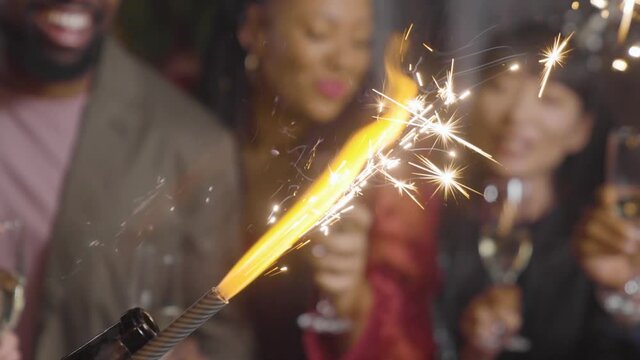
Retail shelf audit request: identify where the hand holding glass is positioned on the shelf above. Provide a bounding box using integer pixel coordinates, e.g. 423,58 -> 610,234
478,179 -> 533,352
598,127 -> 640,320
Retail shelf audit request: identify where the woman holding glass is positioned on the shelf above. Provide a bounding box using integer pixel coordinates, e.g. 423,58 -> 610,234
437,23 -> 637,360
202,0 -> 379,358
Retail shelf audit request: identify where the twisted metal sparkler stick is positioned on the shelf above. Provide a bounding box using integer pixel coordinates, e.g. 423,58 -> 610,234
131,288 -> 227,360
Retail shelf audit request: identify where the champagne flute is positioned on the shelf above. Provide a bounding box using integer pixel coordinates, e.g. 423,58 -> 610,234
597,127 -> 640,320
297,231 -> 353,335
478,178 -> 533,352
0,220 -> 25,332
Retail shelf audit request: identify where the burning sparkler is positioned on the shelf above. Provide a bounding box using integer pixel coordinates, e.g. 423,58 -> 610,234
538,33 -> 573,98
217,36 -> 418,300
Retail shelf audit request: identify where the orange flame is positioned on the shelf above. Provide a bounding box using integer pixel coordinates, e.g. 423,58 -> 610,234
217,35 -> 418,299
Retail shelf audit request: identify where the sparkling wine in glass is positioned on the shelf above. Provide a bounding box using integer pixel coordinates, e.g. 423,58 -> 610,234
478,179 -> 533,352
0,220 -> 25,331
598,127 -> 640,319
479,226 -> 533,286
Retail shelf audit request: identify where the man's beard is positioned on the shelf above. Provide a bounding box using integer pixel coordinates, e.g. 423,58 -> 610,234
0,19 -> 103,82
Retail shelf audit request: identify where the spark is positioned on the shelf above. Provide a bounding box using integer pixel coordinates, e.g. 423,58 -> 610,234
459,90 -> 472,100
404,23 -> 414,40
400,24 -> 414,60
416,72 -> 424,87
431,112 -> 458,146
408,98 -> 426,112
377,167 -> 423,208
571,1 -> 581,10
629,44 -> 640,58
294,239 -> 311,250
410,155 -> 478,200
423,42 -> 435,52
380,154 -> 401,169
264,266 -> 289,277
538,33 -> 573,98
619,0 -> 636,43
436,59 -> 457,105
509,63 -> 521,72
377,101 -> 386,113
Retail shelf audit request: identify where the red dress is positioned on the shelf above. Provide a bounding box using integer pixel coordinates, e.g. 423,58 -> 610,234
305,186 -> 440,359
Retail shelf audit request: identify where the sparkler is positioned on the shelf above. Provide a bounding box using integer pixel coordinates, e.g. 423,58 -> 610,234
217,35 -> 418,300
538,33 -> 573,98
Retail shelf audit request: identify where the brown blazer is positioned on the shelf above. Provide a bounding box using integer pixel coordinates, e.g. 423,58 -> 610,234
34,39 -> 253,359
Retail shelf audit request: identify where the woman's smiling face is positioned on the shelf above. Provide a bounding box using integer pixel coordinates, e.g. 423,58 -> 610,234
240,0 -> 373,123
471,72 -> 593,179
